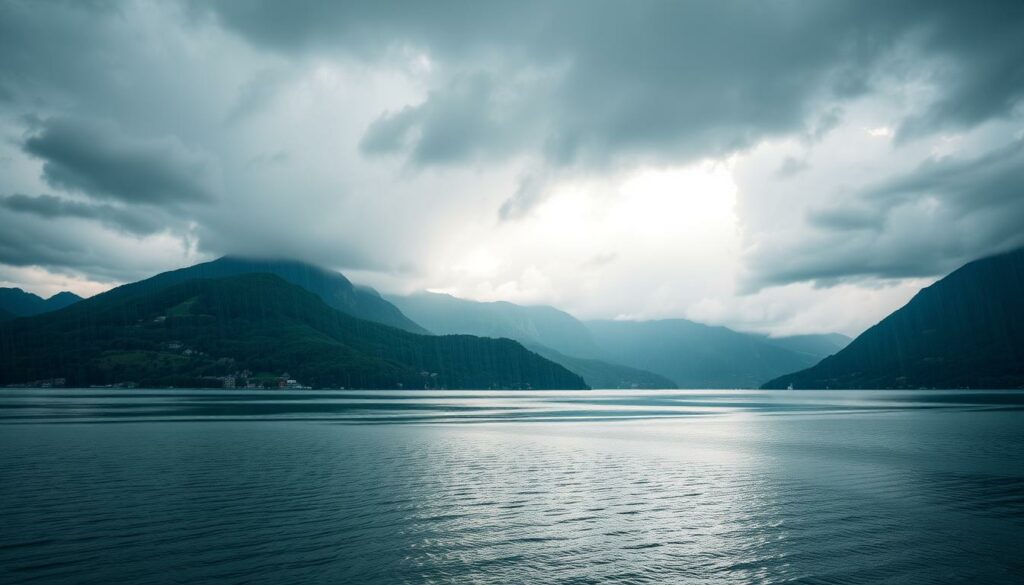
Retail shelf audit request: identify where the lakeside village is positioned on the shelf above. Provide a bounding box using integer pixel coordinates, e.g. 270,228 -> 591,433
5,372 -> 314,390
5,339 -> 315,390
4,340 -> 459,390
5,342 -> 521,391
6,370 -> 497,390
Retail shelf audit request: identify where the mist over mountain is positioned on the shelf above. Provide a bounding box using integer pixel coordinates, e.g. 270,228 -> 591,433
390,290 -> 849,389
0,288 -> 82,319
5,247 -> 1016,391
764,248 -> 1024,389
523,344 -> 676,390
110,256 -> 428,334
389,292 -> 602,358
389,291 -> 671,388
0,272 -> 586,390
585,319 -> 822,389
756,333 -> 851,360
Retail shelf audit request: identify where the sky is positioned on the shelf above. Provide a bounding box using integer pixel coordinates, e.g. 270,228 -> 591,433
1,0 -> 1022,337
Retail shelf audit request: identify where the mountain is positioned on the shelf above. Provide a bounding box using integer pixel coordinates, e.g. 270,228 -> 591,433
585,319 -> 821,388
104,256 -> 428,334
525,344 -> 676,389
0,288 -> 83,317
389,292 -> 602,357
388,292 -> 674,388
763,248 -> 1024,389
0,273 -> 587,390
758,333 -> 852,359
0,306 -> 13,322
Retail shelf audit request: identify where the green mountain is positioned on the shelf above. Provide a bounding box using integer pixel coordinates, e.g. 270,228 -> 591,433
763,248 -> 1024,389
0,273 -> 587,390
585,319 -> 821,388
389,291 -> 602,357
757,333 -> 851,360
112,256 -> 428,334
0,306 -> 13,322
0,287 -> 82,317
388,292 -> 674,388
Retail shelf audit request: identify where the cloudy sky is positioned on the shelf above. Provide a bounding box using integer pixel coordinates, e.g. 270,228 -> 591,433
1,1 -> 1022,336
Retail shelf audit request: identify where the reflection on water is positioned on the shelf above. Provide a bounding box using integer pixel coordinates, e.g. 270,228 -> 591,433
1,390 -> 1023,584
2,388 -> 1023,424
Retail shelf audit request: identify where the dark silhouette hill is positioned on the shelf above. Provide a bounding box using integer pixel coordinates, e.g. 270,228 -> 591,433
0,288 -> 82,318
103,256 -> 428,334
0,273 -> 586,390
763,248 -> 1024,389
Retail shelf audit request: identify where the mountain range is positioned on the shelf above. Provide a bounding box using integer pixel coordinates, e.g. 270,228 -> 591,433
388,292 -> 674,388
4,246 -> 1020,390
389,291 -> 849,388
0,288 -> 82,320
763,247 -> 1024,389
584,319 -> 844,389
0,272 -> 585,390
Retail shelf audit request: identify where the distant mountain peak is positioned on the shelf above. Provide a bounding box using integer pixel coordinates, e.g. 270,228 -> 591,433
0,287 -> 82,317
389,290 -> 602,358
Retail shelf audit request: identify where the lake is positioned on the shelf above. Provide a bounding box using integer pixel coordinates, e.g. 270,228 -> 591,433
2,389 -> 1023,583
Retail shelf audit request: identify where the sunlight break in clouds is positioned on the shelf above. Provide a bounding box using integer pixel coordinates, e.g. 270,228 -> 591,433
411,162 -> 741,322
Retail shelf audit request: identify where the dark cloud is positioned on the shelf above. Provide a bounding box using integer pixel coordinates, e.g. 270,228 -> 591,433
22,117 -> 214,206
896,2 -> 1024,139
0,1 -> 119,108
226,67 -> 297,126
753,138 -> 1024,288
868,140 -> 1024,211
0,0 -> 1022,334
360,72 -> 528,165
208,1 -> 1024,171
804,108 -> 844,143
0,193 -> 165,236
0,210 -> 165,282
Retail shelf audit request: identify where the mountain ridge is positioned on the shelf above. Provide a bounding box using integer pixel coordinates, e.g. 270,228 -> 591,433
100,256 -> 428,334
585,318 -> 824,389
390,290 -> 848,388
389,291 -> 603,358
0,273 -> 587,390
763,247 -> 1024,389
0,287 -> 83,318
389,291 -> 677,388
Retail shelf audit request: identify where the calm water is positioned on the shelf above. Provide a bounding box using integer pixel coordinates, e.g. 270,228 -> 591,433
2,389 -> 1023,584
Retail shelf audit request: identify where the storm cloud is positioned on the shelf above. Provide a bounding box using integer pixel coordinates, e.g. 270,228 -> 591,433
0,193 -> 166,236
0,0 -> 1022,336
22,117 -> 215,206
744,134 -> 1024,289
208,1 -> 1024,169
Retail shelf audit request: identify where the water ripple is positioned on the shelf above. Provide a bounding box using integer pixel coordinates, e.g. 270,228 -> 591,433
1,390 -> 1022,583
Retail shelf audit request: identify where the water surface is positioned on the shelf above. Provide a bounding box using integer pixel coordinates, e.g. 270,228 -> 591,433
2,389 -> 1023,583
